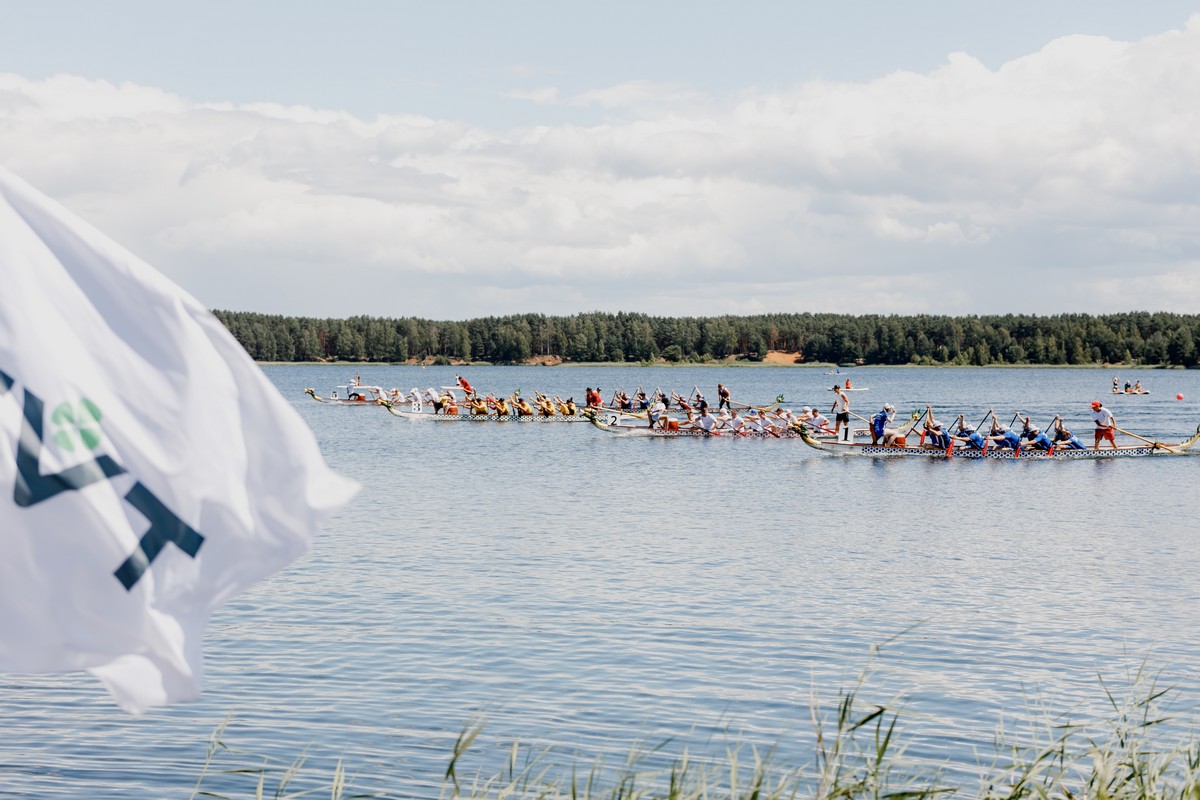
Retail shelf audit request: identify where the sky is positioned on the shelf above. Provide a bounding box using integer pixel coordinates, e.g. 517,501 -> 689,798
2,1 -> 1199,320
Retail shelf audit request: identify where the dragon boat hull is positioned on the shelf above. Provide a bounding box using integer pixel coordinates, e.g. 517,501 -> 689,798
305,387 -> 385,405
797,425 -> 1200,458
585,410 -> 866,438
382,401 -> 589,422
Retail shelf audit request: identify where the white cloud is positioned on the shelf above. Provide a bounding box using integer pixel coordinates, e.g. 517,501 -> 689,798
2,15 -> 1199,319
500,87 -> 560,105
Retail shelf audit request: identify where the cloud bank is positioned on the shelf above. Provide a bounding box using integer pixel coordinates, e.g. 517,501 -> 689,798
2,17 -> 1199,319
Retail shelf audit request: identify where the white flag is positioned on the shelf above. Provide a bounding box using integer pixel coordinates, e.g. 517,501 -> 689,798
0,165 -> 358,713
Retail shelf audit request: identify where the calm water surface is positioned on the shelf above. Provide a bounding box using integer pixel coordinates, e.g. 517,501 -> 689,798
3,366 -> 1199,798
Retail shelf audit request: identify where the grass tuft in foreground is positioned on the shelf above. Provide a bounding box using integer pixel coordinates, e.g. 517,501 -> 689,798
190,672 -> 1200,800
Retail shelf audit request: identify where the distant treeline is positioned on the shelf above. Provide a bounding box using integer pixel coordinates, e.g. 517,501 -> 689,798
212,310 -> 1200,367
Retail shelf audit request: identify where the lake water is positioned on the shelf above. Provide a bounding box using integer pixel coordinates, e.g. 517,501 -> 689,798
3,365 -> 1200,798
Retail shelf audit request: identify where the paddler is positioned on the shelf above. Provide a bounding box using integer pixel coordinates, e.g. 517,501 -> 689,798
923,406 -> 951,449
1052,416 -> 1086,449
489,394 -> 511,415
512,394 -> 535,416
951,416 -> 987,449
1019,418 -> 1054,451
469,395 -> 489,415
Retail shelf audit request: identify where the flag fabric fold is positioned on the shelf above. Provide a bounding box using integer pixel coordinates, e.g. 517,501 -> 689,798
0,165 -> 358,713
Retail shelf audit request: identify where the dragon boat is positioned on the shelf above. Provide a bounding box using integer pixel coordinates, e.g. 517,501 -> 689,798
380,398 -> 590,422
305,384 -> 387,405
797,423 -> 1200,459
584,409 -> 868,439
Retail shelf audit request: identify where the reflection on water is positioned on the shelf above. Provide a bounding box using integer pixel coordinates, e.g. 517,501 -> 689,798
2,366 -> 1199,798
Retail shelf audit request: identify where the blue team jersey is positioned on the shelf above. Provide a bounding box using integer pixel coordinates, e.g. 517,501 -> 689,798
872,411 -> 890,438
1024,431 -> 1054,450
963,431 -> 986,449
926,429 -> 950,448
1055,432 -> 1085,449
993,430 -> 1021,449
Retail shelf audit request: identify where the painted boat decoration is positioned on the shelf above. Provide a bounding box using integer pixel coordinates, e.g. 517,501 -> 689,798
796,424 -> 1200,459
305,385 -> 387,405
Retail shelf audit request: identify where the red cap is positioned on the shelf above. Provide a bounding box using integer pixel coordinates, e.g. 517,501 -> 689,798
1090,400 -> 1102,408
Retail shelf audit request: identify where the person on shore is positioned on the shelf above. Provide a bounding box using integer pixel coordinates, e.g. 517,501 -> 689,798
871,403 -> 900,446
923,406 -> 951,449
830,385 -> 851,437
717,383 -> 732,410
1053,416 -> 1086,449
1090,400 -> 1117,449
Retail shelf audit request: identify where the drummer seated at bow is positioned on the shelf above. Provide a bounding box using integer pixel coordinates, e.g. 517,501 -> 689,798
871,403 -> 903,446
1019,417 -> 1054,451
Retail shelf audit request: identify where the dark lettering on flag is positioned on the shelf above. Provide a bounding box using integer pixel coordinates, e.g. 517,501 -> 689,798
2,369 -> 205,590
114,482 -> 204,591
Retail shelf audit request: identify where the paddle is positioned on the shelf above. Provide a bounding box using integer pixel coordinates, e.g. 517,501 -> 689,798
1115,426 -> 1182,455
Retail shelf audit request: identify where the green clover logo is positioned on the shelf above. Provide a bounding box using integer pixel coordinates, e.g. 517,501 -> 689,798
50,398 -> 104,452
